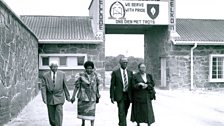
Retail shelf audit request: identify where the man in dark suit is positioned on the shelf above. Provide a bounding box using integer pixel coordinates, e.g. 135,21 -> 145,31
110,57 -> 133,126
41,61 -> 70,126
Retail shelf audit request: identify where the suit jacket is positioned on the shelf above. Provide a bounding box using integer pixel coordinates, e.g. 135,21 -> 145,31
110,69 -> 133,102
41,70 -> 70,105
132,72 -> 155,103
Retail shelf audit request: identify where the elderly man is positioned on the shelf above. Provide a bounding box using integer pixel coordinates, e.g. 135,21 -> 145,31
110,57 -> 133,126
41,61 -> 70,126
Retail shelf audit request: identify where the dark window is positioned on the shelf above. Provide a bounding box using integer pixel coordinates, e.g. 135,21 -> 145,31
77,56 -> 85,66
212,57 -> 223,79
42,57 -> 49,66
60,57 -> 67,66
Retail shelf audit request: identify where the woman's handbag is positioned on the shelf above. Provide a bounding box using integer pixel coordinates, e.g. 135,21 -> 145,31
148,83 -> 156,100
150,87 -> 156,100
146,74 -> 156,100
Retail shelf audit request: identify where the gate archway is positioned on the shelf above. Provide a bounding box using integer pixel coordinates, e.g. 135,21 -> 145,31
89,0 -> 176,88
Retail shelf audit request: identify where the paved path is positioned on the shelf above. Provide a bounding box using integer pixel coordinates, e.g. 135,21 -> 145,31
4,90 -> 224,126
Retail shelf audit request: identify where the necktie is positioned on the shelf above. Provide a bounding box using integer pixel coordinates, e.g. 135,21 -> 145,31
53,72 -> 56,84
123,70 -> 128,92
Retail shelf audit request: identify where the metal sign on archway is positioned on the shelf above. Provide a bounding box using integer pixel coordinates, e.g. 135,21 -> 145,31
102,0 -> 176,34
105,0 -> 168,25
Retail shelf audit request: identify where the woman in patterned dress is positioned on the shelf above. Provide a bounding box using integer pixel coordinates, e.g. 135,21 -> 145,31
71,61 -> 101,126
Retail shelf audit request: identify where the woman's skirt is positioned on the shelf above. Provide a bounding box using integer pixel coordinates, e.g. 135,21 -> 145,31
131,100 -> 155,124
77,100 -> 96,120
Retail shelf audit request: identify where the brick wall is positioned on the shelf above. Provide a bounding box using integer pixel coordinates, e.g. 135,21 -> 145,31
0,1 -> 39,125
39,43 -> 105,89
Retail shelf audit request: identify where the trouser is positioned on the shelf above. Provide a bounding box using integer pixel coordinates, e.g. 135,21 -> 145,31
117,92 -> 130,126
47,104 -> 63,126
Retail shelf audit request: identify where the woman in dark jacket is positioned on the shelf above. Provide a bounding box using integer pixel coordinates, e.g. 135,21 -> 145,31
131,63 -> 155,126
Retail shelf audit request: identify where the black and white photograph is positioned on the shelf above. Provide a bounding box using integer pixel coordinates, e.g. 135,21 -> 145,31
1,0 -> 224,126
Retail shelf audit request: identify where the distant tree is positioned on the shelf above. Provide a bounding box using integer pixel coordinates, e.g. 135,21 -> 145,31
105,55 -> 144,72
127,56 -> 144,72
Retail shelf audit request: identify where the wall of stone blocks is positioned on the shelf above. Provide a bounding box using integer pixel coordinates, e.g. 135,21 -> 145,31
39,43 -> 105,89
0,1 -> 39,125
144,26 -> 170,87
168,45 -> 224,89
166,55 -> 191,89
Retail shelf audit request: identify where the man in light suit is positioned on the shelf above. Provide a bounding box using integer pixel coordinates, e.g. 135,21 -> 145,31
110,57 -> 133,126
41,61 -> 70,126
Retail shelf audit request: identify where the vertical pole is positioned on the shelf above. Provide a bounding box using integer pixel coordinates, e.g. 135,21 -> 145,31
190,43 -> 197,90
161,57 -> 167,88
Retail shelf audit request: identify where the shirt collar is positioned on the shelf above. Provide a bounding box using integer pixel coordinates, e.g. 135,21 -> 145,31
84,71 -> 95,76
51,71 -> 57,74
120,68 -> 127,71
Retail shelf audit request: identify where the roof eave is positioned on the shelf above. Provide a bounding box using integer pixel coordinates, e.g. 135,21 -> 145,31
173,40 -> 224,45
88,0 -> 94,10
38,39 -> 103,44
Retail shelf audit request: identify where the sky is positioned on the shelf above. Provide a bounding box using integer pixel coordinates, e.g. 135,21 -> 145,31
2,0 -> 224,58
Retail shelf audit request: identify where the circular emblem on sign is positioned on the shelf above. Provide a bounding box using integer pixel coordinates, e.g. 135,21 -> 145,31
109,1 -> 125,19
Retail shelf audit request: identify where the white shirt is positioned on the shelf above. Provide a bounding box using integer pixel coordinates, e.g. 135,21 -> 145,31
120,68 -> 128,91
51,71 -> 57,82
141,73 -> 147,83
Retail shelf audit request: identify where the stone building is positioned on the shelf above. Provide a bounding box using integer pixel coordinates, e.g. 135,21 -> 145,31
19,0 -> 105,89
20,15 -> 105,88
169,19 -> 224,89
146,19 -> 224,90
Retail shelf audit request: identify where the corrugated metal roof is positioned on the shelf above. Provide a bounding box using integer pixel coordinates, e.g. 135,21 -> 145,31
20,15 -> 96,40
20,16 -> 224,42
176,19 -> 224,42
